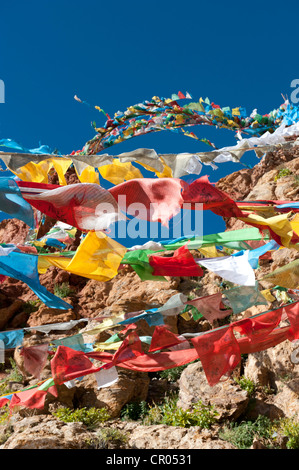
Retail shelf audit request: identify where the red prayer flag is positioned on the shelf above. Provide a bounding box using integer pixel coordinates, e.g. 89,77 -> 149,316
0,397 -> 10,408
119,323 -> 137,334
182,175 -> 243,218
191,326 -> 241,386
149,244 -> 204,277
233,308 -> 283,341
107,331 -> 143,367
88,348 -> 200,372
283,301 -> 299,339
9,389 -> 48,410
109,178 -> 186,227
238,326 -> 291,355
51,345 -> 100,384
187,292 -> 232,324
148,325 -> 187,352
21,343 -> 49,379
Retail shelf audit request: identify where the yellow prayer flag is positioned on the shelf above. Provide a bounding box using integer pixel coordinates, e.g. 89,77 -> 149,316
260,289 -> 276,302
38,232 -> 127,282
291,213 -> 299,237
94,340 -> 123,351
239,212 -> 298,250
75,165 -> 100,184
37,255 -> 71,274
180,311 -> 191,321
84,313 -> 126,335
232,108 -> 240,116
51,157 -> 72,185
14,160 -> 53,184
198,246 -> 223,258
98,159 -> 143,185
64,231 -> 127,282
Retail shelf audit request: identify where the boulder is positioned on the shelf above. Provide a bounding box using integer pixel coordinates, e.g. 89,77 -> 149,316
177,362 -> 249,421
26,304 -> 77,327
244,340 -> 299,389
74,368 -> 150,418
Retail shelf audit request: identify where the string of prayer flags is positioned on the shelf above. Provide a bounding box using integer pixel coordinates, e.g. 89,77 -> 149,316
161,227 -> 270,251
78,95 -> 299,155
1,297 -> 299,407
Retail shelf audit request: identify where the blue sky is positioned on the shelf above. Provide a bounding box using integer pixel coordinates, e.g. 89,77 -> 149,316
0,0 -> 298,244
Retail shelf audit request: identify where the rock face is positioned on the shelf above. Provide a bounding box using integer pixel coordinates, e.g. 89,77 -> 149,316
1,416 -> 93,449
0,415 -> 236,449
216,147 -> 299,201
113,421 -> 236,449
177,362 -> 249,421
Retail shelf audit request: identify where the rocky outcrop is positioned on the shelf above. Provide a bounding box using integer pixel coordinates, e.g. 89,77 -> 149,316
216,147 -> 299,201
112,421 -> 236,449
0,414 -> 236,449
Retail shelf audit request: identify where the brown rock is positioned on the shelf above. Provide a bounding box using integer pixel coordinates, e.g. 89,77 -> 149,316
177,362 -> 249,421
0,299 -> 24,329
26,304 -> 77,327
0,219 -> 29,245
244,340 -> 299,389
75,368 -> 150,418
0,416 -> 92,449
113,421 -> 236,449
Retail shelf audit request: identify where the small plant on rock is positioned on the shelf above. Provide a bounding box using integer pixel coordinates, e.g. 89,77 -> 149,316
52,406 -> 110,430
54,282 -> 74,298
234,376 -> 256,396
88,427 -> 129,449
272,417 -> 299,449
120,400 -> 149,421
143,394 -> 218,429
219,415 -> 275,449
0,358 -> 23,396
274,168 -> 292,181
